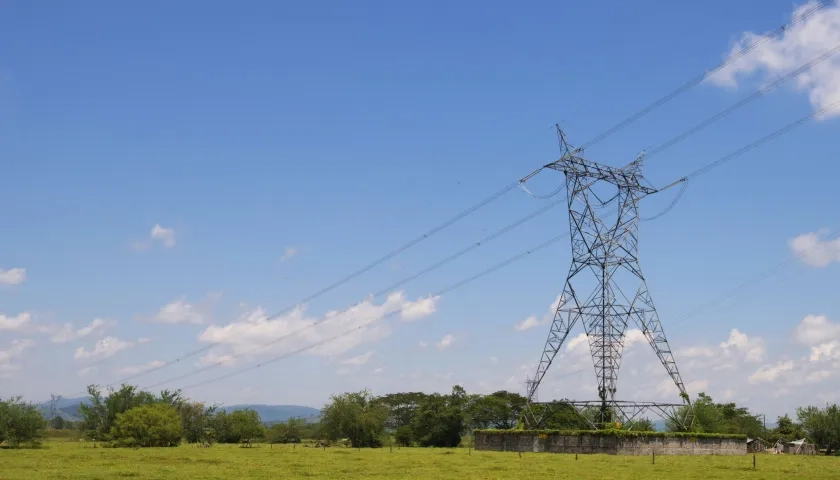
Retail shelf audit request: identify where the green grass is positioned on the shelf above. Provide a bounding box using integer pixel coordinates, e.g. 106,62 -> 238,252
1,438 -> 838,479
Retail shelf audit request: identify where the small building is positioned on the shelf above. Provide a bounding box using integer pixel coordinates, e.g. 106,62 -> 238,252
783,439 -> 816,455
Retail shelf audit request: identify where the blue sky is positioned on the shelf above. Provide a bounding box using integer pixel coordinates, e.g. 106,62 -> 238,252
1,0 -> 839,419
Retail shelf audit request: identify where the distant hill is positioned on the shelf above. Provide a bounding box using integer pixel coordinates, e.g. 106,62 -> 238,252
35,397 -> 319,425
223,404 -> 320,424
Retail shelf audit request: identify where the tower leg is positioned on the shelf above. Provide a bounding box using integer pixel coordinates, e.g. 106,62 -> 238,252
527,280 -> 582,403
629,282 -> 688,400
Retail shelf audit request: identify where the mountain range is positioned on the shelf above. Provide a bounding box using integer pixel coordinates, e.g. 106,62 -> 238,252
36,397 -> 320,424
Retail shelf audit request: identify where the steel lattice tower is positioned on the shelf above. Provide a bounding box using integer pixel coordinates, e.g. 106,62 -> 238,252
525,128 -> 689,427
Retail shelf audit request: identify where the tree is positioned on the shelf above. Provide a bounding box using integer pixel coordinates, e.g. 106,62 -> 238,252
379,392 -> 426,446
230,409 -> 265,446
468,391 -> 527,430
110,403 -> 182,447
0,397 -> 46,448
78,384 -> 157,441
631,418 -> 655,432
667,393 -> 762,435
322,390 -> 389,448
771,414 -> 807,442
797,404 -> 840,455
177,401 -> 216,444
411,392 -> 464,448
50,416 -> 66,430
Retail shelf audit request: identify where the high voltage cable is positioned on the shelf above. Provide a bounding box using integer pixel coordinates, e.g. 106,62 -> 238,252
123,58 -> 840,391
171,235 -> 570,391
160,101 -> 838,392
139,200 -> 565,390
63,3 -> 833,393
578,0 -> 832,151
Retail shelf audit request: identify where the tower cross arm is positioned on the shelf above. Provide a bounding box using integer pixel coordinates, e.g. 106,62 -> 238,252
544,156 -> 658,195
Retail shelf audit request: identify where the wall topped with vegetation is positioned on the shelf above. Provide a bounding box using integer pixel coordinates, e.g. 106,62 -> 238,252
475,429 -> 746,456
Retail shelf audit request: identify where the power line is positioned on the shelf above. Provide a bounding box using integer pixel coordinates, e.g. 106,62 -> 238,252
67,2 -> 834,390
164,100 -> 838,392
139,200 -> 565,390
174,235 -> 569,391
578,0 -> 832,151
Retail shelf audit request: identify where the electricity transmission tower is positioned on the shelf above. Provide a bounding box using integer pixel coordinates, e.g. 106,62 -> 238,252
523,127 -> 691,429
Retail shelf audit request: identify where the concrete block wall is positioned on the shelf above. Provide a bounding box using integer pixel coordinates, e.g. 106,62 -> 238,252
475,432 -> 746,456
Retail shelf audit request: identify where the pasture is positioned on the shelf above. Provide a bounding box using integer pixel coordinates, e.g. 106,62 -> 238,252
1,439 -> 838,479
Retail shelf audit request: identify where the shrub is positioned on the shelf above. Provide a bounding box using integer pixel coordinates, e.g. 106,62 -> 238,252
110,403 -> 182,447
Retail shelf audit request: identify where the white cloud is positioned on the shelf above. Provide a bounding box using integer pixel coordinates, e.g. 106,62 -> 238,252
280,247 -> 297,262
795,314 -> 840,345
117,360 -> 165,375
720,328 -> 766,363
515,294 -> 562,331
418,341 -> 428,348
77,366 -> 98,377
74,336 -> 134,362
789,230 -> 840,267
373,367 -> 384,374
678,346 -> 717,358
40,318 -> 112,343
437,333 -> 455,350
0,268 -> 26,285
708,1 -> 840,118
0,312 -> 31,331
809,341 -> 840,362
748,360 -> 795,384
151,224 -> 176,247
0,339 -> 35,373
198,290 -> 439,362
341,350 -> 374,366
153,298 -> 206,324
197,351 -> 238,367
137,337 -> 151,344
490,356 -> 499,365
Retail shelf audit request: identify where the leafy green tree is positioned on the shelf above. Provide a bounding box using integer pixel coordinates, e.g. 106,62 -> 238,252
230,409 -> 265,446
531,400 -> 590,430
0,397 -> 46,448
322,390 -> 389,448
797,404 -> 840,455
410,390 -> 464,448
210,410 -> 237,443
78,384 -> 157,441
379,392 -> 426,446
770,413 -> 807,442
110,403 -> 182,447
177,401 -> 216,444
50,415 -> 66,430
631,418 -> 655,432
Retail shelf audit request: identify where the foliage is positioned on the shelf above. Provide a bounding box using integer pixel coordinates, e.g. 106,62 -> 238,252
631,418 -> 655,432
474,428 -> 747,439
177,401 -> 217,444
321,390 -> 389,448
50,416 -> 66,430
211,408 -> 265,445
0,397 -> 46,448
266,417 -> 304,444
797,403 -> 840,455
410,388 -> 465,448
768,414 -> 808,443
78,384 -> 159,441
467,391 -> 527,430
110,403 -> 183,448
666,392 -> 762,436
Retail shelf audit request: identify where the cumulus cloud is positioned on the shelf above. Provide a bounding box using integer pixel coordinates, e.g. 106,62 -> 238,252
280,247 -> 297,262
152,298 -> 207,325
151,224 -> 176,247
515,295 -> 563,331
40,318 -> 112,343
0,339 -> 35,373
719,329 -> 766,363
789,230 -> 840,267
197,291 -> 439,364
341,350 -> 374,366
795,314 -> 840,345
0,312 -> 31,331
0,268 -> 26,285
708,1 -> 840,118
437,333 -> 455,349
748,360 -> 795,384
74,336 -> 134,362
117,360 -> 165,375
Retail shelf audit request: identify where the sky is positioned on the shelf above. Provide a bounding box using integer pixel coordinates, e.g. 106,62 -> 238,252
1,0 -> 839,421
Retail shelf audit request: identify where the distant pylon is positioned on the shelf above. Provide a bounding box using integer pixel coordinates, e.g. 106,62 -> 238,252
525,127 -> 689,425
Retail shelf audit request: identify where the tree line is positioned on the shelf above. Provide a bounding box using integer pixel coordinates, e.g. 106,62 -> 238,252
1,385 -> 839,454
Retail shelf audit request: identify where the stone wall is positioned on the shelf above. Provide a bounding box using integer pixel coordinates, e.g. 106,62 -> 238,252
475,431 -> 746,456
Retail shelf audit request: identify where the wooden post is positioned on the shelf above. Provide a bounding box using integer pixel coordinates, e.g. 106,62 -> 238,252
753,453 -> 756,470
575,452 -> 578,460
652,449 -> 655,464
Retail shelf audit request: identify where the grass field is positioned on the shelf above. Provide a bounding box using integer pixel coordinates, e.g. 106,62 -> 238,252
2,439 -> 839,479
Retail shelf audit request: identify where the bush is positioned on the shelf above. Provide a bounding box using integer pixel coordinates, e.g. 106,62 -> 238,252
0,397 -> 46,448
110,403 -> 182,447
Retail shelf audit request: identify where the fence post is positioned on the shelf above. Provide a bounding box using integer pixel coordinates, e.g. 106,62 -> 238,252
652,449 -> 655,464
753,453 -> 756,470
